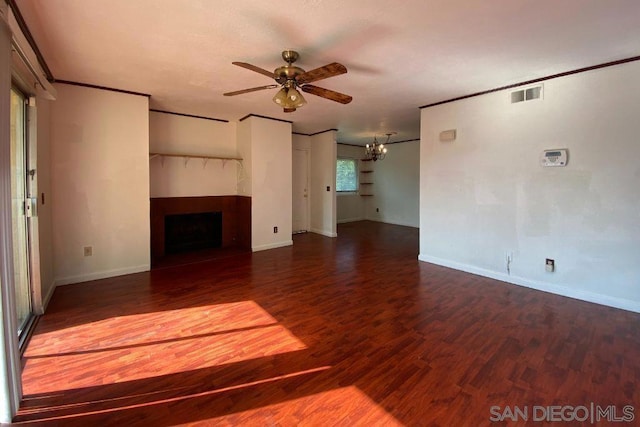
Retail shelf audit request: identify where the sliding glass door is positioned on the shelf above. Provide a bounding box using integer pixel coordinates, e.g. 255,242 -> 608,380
10,87 -> 33,337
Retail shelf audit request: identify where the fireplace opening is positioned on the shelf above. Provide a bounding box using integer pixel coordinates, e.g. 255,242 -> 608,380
164,212 -> 222,254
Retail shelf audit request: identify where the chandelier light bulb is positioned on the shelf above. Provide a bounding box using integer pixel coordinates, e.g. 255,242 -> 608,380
364,133 -> 393,161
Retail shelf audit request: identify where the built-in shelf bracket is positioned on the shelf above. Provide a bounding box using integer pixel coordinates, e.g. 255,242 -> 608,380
150,152 -> 243,169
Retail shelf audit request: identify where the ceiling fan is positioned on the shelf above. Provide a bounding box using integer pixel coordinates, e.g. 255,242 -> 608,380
224,50 -> 353,113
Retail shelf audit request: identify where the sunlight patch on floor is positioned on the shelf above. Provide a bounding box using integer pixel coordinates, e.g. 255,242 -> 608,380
209,385 -> 403,426
22,301 -> 307,395
25,300 -> 281,356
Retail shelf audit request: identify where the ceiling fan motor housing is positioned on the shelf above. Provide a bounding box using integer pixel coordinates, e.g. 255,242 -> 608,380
274,65 -> 305,85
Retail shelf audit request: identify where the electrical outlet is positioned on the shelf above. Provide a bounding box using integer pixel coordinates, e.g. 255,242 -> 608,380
273,226 -> 278,233
545,258 -> 555,272
376,208 -> 379,212
83,246 -> 92,257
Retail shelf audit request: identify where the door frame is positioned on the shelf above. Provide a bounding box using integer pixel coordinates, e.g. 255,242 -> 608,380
10,87 -> 35,336
292,148 -> 310,233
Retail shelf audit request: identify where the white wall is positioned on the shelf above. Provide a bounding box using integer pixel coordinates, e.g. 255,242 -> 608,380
419,61 -> 640,313
293,134 -> 311,151
337,144 -> 365,223
149,112 -> 238,197
50,84 -> 150,285
310,131 -> 337,237
238,116 -> 293,251
366,140 -> 420,227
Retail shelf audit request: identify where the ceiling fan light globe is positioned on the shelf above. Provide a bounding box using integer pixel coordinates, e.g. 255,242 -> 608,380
272,87 -> 288,106
286,87 -> 307,108
297,93 -> 307,107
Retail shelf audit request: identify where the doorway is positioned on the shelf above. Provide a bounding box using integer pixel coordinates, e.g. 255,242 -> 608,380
292,148 -> 310,233
10,87 -> 34,343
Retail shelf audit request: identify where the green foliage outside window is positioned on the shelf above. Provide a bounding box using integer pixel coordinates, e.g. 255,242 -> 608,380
336,159 -> 357,192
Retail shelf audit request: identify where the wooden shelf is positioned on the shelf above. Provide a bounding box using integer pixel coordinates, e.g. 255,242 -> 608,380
360,194 -> 374,197
360,183 -> 373,185
149,152 -> 242,161
360,171 -> 373,174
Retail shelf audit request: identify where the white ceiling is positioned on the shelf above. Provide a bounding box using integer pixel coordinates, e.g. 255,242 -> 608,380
15,0 -> 640,145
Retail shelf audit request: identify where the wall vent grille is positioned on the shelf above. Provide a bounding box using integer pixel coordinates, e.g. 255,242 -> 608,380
511,84 -> 543,103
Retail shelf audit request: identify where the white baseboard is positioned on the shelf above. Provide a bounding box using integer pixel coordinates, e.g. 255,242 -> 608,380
337,217 -> 364,224
55,264 -> 150,286
418,254 -> 640,314
310,228 -> 337,238
252,240 -> 293,252
42,281 -> 56,311
367,218 -> 419,228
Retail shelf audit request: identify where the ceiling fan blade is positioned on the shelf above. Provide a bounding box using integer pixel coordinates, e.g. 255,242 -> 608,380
296,62 -> 347,84
232,62 -> 275,79
223,84 -> 278,96
300,84 -> 353,104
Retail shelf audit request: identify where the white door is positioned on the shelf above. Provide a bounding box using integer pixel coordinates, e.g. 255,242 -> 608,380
292,149 -> 309,233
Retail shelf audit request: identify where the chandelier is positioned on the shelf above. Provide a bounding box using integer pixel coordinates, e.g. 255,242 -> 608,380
365,133 -> 394,161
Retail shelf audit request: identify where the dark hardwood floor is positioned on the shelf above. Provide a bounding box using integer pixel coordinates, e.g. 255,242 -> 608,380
10,221 -> 640,426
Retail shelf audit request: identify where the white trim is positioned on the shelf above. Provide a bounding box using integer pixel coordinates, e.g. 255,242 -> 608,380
26,99 -> 44,314
7,8 -> 56,100
310,228 -> 338,238
41,280 -> 56,311
252,240 -> 293,252
369,218 -> 418,229
337,216 -> 364,224
418,254 -> 640,314
54,264 -> 150,286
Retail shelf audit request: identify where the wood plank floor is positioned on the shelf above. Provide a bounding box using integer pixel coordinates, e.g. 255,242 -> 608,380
11,221 -> 640,426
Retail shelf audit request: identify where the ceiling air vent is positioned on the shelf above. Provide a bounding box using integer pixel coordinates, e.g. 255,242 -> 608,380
511,84 -> 543,103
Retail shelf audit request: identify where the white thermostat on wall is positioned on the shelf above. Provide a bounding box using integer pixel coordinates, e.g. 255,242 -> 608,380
540,149 -> 568,167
